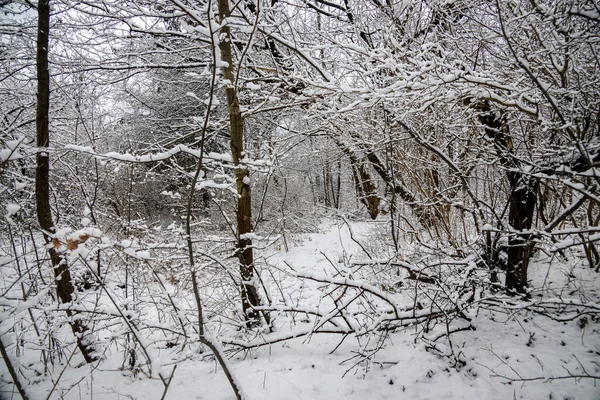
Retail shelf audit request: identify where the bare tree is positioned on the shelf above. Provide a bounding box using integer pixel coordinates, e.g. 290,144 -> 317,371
35,0 -> 96,363
216,0 -> 270,325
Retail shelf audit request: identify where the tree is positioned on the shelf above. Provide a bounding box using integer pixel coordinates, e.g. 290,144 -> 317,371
272,0 -> 600,293
1,1 -> 599,397
215,0 -> 269,325
35,0 -> 97,362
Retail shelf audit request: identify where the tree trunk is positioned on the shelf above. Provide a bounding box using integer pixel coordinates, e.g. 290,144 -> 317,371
323,161 -> 331,207
334,159 -> 342,209
477,101 -> 536,293
352,163 -> 380,219
330,135 -> 431,222
36,0 -> 96,362
218,0 -> 266,326
506,172 -> 537,292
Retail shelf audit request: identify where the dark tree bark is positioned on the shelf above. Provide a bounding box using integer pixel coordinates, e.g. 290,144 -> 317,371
36,0 -> 96,362
477,101 -> 537,293
322,159 -> 341,209
323,160 -> 332,207
334,159 -> 342,209
218,0 -> 267,326
351,162 -> 380,219
0,337 -> 30,400
477,99 -> 600,292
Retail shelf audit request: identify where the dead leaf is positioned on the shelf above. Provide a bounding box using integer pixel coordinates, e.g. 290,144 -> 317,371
66,239 -> 78,251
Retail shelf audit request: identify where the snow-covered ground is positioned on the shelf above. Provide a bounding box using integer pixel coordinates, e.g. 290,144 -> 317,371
2,219 -> 599,399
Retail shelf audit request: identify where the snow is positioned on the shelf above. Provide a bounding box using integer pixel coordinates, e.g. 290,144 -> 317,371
120,239 -> 135,248
5,203 -> 20,216
161,190 -> 182,199
186,91 -> 200,100
207,152 -> 233,163
136,250 -> 151,259
14,180 -> 27,190
197,179 -> 233,190
1,220 -> 598,400
83,227 -> 102,238
245,82 -> 262,90
0,148 -> 22,162
239,232 -> 262,240
65,144 -> 202,163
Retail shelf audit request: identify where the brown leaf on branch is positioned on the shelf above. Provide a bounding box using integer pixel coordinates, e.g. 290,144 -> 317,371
66,234 -> 90,251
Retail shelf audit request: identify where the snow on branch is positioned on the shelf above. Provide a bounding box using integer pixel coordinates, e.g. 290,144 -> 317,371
63,144 -> 272,170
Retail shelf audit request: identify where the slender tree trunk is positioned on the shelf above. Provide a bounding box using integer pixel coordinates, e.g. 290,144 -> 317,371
217,0 -> 266,325
352,163 -> 380,219
323,160 -> 331,207
0,337 -> 30,400
354,145 -> 432,225
36,0 -> 96,362
334,159 -> 342,209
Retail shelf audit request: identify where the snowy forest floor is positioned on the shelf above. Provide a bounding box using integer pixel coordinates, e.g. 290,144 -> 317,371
2,219 -> 600,400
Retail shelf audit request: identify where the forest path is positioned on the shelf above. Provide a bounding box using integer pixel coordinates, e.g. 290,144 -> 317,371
20,219 -> 599,400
